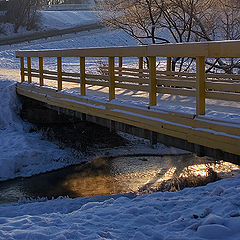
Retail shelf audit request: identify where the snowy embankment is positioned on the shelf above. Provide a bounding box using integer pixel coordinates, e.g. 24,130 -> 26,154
1,10 -> 100,37
0,174 -> 239,239
0,79 -> 79,181
0,29 -> 137,70
41,10 -> 99,30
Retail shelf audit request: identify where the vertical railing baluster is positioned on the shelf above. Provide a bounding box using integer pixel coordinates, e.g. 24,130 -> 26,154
139,57 -> 143,85
118,56 -> 122,76
196,56 -> 206,115
20,57 -> 25,83
39,57 -> 44,86
167,57 -> 171,72
109,57 -> 115,101
57,57 -> 62,91
80,57 -> 86,96
149,56 -> 157,106
27,57 -> 32,84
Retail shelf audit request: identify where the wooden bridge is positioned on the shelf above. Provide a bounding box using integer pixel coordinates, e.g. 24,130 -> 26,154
16,41 -> 240,160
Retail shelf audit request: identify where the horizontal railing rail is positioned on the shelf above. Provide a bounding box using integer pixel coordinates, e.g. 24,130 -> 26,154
16,40 -> 240,116
16,40 -> 240,58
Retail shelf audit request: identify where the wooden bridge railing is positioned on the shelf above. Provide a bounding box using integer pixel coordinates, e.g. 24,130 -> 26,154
16,41 -> 240,116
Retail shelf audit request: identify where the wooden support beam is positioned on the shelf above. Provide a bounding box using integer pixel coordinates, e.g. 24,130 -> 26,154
149,56 -> 157,106
39,57 -> 44,86
57,57 -> 62,91
167,57 -> 171,71
118,57 -> 122,76
80,57 -> 86,96
110,120 -> 116,132
81,113 -> 86,121
196,56 -> 206,115
27,57 -> 32,84
20,57 -> 25,83
109,57 -> 115,101
139,57 -> 143,85
150,131 -> 158,145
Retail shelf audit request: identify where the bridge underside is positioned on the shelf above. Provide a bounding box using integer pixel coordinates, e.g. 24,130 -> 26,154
17,83 -> 240,162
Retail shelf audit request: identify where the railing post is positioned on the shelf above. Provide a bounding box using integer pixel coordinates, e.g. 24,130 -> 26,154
27,57 -> 32,84
80,57 -> 86,96
118,56 -> 122,76
57,57 -> 62,91
20,57 -> 25,83
196,56 -> 206,115
139,57 -> 143,85
39,57 -> 44,86
109,57 -> 115,101
167,57 -> 171,72
149,56 -> 157,106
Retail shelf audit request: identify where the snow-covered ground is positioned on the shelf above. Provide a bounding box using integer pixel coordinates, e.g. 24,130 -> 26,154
0,28 -> 137,70
41,10 -> 99,30
0,78 -> 81,181
0,12 -> 239,240
0,10 -> 100,37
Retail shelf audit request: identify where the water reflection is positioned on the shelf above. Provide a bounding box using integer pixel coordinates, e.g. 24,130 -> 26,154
0,154 -> 239,204
180,161 -> 240,178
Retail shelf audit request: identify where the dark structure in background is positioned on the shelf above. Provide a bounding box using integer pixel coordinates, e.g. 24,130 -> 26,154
0,0 -> 8,11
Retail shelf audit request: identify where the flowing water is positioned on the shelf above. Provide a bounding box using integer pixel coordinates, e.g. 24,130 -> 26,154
0,153 -> 239,204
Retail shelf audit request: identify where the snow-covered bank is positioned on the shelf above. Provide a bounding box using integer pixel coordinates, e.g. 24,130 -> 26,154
0,174 -> 240,239
0,79 -> 79,181
41,10 -> 99,30
0,10 -> 99,37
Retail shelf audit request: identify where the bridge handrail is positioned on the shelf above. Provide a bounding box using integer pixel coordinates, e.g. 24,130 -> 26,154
16,40 -> 240,58
16,40 -> 240,116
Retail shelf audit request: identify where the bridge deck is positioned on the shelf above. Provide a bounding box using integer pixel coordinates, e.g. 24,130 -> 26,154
16,82 -> 240,156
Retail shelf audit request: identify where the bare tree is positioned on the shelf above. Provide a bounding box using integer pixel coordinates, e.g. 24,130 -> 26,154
97,0 -> 240,73
97,0 -> 166,45
189,0 -> 240,73
5,0 -> 43,33
96,0 -> 202,44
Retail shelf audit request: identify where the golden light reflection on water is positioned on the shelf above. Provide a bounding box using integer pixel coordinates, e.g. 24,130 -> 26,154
180,161 -> 240,178
61,155 -> 240,197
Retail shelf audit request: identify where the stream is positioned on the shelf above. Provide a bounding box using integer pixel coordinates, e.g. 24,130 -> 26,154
0,153 -> 239,204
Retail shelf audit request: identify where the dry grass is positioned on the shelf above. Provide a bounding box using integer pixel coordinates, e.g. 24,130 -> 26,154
138,168 -> 220,194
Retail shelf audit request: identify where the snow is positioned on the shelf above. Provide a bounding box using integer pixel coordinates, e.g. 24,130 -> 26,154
0,10 -> 100,37
59,85 -> 240,124
0,79 -> 80,181
40,10 -> 99,30
0,10 -> 239,240
0,29 -> 137,70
